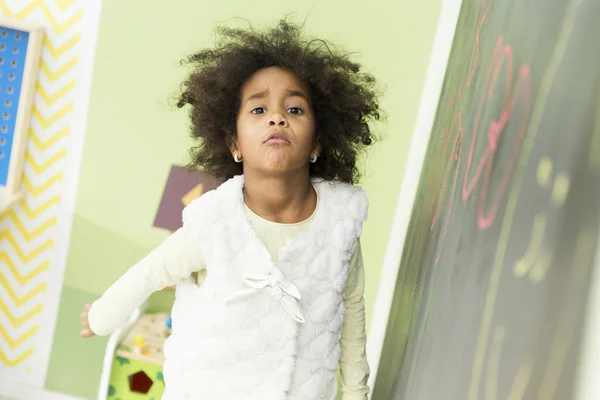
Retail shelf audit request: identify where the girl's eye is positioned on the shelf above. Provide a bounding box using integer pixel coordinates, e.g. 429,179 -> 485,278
287,107 -> 303,115
251,107 -> 266,114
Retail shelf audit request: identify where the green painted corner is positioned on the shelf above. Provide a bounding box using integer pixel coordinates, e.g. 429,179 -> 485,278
46,284 -> 108,400
63,213 -> 169,296
146,289 -> 175,313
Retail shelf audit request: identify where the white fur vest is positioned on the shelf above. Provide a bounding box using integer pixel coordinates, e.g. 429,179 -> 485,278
162,175 -> 368,400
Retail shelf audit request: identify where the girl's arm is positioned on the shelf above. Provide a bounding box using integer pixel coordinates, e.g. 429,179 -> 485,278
339,242 -> 370,400
82,227 -> 203,337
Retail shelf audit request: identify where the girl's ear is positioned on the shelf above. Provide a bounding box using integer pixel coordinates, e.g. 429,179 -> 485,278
313,139 -> 322,157
227,135 -> 239,156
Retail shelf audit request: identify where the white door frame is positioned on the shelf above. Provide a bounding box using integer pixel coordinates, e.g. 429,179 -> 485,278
365,0 -> 463,393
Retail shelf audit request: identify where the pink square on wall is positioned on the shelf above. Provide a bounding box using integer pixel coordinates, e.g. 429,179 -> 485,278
153,165 -> 221,232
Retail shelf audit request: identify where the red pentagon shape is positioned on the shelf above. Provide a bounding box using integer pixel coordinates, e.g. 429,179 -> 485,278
128,370 -> 153,394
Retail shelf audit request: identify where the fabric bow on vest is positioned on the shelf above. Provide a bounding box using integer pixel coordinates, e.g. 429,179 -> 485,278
225,271 -> 305,324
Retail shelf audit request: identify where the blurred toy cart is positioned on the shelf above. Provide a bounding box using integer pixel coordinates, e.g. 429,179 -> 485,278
97,304 -> 172,400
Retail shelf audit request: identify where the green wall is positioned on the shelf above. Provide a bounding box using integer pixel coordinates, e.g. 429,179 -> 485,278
46,1 -> 441,398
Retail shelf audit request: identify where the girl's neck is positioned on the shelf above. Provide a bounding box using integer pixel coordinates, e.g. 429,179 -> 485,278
242,172 -> 316,224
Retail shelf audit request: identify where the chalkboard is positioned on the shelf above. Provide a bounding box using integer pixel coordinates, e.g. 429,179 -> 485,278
372,0 -> 600,399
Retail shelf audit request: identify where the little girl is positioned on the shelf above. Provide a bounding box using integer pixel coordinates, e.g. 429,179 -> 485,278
80,19 -> 381,400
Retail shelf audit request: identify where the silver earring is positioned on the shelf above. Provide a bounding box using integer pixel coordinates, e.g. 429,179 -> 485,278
234,154 -> 242,163
309,154 -> 318,163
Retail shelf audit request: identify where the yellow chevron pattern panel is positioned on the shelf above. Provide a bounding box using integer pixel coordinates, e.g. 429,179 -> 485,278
0,0 -> 93,386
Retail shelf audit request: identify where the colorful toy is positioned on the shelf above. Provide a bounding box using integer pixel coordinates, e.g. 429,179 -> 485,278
101,312 -> 170,399
132,335 -> 146,355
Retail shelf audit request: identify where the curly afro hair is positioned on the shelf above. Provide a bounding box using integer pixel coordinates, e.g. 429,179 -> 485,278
177,19 -> 382,184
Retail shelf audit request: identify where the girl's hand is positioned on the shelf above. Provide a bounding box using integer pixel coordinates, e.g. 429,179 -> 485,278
80,303 -> 95,338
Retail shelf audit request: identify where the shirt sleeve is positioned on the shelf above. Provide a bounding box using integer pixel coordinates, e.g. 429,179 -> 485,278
339,241 -> 370,400
87,226 -> 204,336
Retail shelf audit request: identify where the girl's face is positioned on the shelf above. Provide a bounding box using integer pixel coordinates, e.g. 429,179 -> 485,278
233,66 -> 320,176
